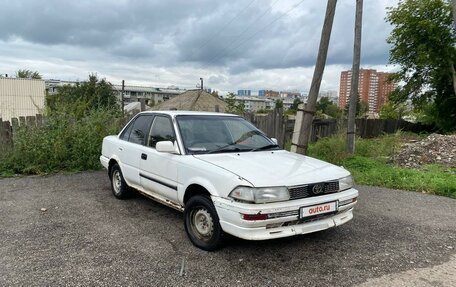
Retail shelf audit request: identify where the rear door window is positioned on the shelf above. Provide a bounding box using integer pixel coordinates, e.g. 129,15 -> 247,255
128,115 -> 154,145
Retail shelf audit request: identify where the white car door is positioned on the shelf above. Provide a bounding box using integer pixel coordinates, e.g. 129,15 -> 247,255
117,115 -> 154,187
139,115 -> 179,202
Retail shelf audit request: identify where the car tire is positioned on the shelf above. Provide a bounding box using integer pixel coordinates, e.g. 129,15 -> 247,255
184,195 -> 225,251
110,164 -> 131,199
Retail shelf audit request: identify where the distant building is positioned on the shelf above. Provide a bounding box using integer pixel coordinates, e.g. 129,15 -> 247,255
0,78 -> 46,121
232,96 -> 297,112
280,91 -> 301,99
318,90 -> 338,104
111,84 -> 185,106
339,69 -> 397,113
265,90 -> 280,98
258,90 -> 266,97
237,89 -> 251,96
234,96 -> 274,112
45,79 -> 79,95
376,72 -> 396,110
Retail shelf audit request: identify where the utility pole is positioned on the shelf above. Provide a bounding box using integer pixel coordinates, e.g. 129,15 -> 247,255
291,0 -> 337,154
200,78 -> 203,90
450,0 -> 456,95
347,0 -> 363,154
121,80 -> 125,116
452,0 -> 456,26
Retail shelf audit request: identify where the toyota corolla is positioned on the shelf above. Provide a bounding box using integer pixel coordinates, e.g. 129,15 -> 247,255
100,111 -> 358,251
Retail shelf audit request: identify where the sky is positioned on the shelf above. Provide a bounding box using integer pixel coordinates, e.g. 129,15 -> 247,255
0,0 -> 398,94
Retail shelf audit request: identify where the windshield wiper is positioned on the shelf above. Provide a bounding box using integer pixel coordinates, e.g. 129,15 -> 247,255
207,145 -> 252,154
252,144 -> 280,152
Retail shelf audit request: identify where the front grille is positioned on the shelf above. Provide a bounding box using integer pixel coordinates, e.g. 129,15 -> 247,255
267,210 -> 299,219
288,181 -> 339,200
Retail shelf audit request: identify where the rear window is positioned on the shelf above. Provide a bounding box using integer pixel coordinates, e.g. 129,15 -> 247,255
125,115 -> 153,145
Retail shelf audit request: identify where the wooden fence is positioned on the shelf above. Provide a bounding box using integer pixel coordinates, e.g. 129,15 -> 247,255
243,109 -> 434,148
1,110 -> 434,148
0,114 -> 43,146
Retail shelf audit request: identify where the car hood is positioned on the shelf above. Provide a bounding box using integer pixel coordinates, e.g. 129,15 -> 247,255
193,150 -> 350,187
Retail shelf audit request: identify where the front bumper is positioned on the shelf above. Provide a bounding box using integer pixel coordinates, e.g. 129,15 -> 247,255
100,155 -> 109,170
213,188 -> 358,240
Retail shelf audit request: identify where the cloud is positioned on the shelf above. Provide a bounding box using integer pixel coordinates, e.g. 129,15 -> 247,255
0,0 -> 398,92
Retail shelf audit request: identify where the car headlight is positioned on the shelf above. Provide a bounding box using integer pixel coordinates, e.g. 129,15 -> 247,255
229,186 -> 290,203
339,175 -> 354,191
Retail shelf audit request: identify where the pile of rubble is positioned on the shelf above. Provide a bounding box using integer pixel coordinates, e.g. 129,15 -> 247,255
392,133 -> 456,168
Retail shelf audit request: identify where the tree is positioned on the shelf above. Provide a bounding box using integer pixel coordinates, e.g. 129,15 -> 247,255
236,100 -> 245,114
379,102 -> 409,119
344,96 -> 368,117
47,74 -> 118,118
316,97 -> 341,118
274,99 -> 283,109
285,98 -> 303,115
386,0 -> 456,132
225,93 -> 238,114
16,69 -> 42,79
290,98 -> 303,111
316,97 -> 332,112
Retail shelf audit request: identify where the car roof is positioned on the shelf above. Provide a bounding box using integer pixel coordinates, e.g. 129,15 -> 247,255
138,110 -> 239,117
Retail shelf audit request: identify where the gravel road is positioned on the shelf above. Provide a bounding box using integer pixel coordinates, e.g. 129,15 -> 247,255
1,171 -> 455,286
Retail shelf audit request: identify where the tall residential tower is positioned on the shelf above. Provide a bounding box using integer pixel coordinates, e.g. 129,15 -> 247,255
339,69 -> 396,113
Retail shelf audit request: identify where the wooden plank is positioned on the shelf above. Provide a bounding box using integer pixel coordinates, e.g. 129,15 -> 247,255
19,116 -> 26,126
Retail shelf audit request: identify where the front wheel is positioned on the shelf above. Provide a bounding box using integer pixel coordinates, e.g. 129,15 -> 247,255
184,195 -> 225,251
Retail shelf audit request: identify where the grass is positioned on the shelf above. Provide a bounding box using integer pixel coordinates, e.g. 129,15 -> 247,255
0,108 -> 121,176
304,132 -> 456,198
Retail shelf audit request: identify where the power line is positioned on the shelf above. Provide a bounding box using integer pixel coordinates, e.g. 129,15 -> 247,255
207,0 -> 306,66
195,0 -> 257,52
206,0 -> 280,64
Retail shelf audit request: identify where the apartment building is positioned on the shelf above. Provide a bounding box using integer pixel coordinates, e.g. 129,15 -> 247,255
339,69 -> 396,113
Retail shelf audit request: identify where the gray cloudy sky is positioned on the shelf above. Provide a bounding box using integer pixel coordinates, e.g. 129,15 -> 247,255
0,0 -> 398,93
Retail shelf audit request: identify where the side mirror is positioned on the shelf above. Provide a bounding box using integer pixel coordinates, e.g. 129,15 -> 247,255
156,141 -> 179,154
270,138 -> 278,145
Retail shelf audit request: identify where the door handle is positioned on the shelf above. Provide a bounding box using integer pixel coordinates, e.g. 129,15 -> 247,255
141,153 -> 147,160
119,147 -> 123,151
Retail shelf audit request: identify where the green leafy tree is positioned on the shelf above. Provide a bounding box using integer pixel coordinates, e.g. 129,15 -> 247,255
47,74 -> 119,118
274,99 -> 283,109
317,96 -> 332,112
285,98 -> 303,115
290,98 -> 303,111
317,97 -> 342,118
386,0 -> 456,131
16,69 -> 42,79
236,100 -> 245,114
344,96 -> 368,117
379,101 -> 409,119
225,92 -> 238,114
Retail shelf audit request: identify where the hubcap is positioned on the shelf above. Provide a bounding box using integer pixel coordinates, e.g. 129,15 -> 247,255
113,170 -> 121,194
190,208 -> 214,241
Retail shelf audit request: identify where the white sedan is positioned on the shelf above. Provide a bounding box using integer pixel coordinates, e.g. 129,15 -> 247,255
100,111 -> 358,251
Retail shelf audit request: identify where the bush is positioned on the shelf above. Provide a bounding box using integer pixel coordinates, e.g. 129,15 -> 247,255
306,131 -> 455,198
307,131 -> 405,165
0,108 -> 121,175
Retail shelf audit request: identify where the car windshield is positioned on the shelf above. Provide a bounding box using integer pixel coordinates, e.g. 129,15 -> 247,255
176,115 -> 279,154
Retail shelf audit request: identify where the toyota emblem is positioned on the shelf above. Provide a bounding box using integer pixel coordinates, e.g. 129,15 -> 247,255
312,184 -> 324,194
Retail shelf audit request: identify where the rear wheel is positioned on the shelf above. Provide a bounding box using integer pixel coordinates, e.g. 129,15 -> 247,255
110,164 -> 131,199
184,195 -> 225,251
